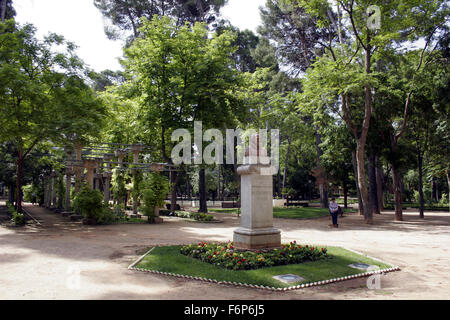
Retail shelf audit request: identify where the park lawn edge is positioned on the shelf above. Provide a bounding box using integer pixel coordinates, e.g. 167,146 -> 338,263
129,245 -> 400,291
208,207 -> 357,220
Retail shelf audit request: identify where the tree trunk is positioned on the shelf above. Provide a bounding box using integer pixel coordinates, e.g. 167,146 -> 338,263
356,143 -> 372,223
57,173 -> 64,210
368,153 -> 379,214
8,184 -> 14,205
170,171 -> 179,212
435,180 -> 439,202
277,165 -> 281,198
74,142 -> 83,195
446,169 -> 450,213
314,131 -> 329,209
343,182 -> 348,209
352,151 -> 364,215
392,164 -> 404,221
199,168 -> 207,213
375,156 -> 384,212
217,166 -> 221,201
418,154 -> 425,219
319,184 -> 328,209
282,138 -> 291,196
1,0 -> 6,22
16,149 -> 23,213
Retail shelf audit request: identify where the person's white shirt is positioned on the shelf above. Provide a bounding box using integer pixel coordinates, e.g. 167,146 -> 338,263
329,201 -> 339,213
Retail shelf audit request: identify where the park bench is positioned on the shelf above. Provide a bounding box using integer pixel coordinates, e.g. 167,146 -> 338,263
222,201 -> 241,208
165,203 -> 183,211
285,200 -> 309,207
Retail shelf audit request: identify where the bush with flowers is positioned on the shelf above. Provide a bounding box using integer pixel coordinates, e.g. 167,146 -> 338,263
180,241 -> 328,271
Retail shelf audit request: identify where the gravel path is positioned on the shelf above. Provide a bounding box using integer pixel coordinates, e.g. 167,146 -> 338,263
0,201 -> 449,300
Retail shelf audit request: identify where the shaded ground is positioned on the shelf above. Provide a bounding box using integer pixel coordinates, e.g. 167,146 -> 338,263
0,200 -> 449,300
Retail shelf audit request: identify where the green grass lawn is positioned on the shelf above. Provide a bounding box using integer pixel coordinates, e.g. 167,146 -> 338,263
384,202 -> 449,211
136,245 -> 392,288
208,207 -> 356,219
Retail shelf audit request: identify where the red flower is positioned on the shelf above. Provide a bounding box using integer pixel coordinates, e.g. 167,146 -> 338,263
208,255 -> 212,259
238,261 -> 241,264
241,259 -> 246,262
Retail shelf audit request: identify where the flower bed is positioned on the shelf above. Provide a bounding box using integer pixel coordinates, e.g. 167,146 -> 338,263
180,241 -> 328,271
169,211 -> 216,222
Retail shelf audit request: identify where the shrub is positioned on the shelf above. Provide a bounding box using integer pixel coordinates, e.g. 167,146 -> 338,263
22,184 -> 33,202
139,173 -> 170,222
413,190 -> 421,203
111,169 -> 128,205
12,211 -> 25,226
190,212 -> 214,222
439,194 -> 448,206
180,241 -> 328,271
158,209 -> 171,216
174,211 -> 191,218
111,204 -> 128,222
73,186 -> 111,224
6,201 -> 25,226
172,211 -> 214,222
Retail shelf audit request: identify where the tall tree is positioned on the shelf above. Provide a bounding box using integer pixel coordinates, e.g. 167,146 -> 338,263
0,0 -> 15,22
94,0 -> 227,42
0,21 -> 103,212
122,16 -> 245,212
293,0 -> 448,223
258,0 -> 331,74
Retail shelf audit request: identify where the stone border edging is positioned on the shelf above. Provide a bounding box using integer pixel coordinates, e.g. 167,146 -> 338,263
127,245 -> 401,292
128,247 -> 156,270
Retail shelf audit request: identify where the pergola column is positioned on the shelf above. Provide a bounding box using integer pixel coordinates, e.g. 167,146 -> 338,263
150,164 -> 165,218
130,144 -> 143,214
83,159 -> 99,189
43,176 -> 49,207
114,149 -> 128,167
65,168 -> 73,211
51,171 -> 57,208
131,144 -> 143,164
103,154 -> 113,205
93,157 -> 103,191
46,174 -> 53,208
74,142 -> 83,194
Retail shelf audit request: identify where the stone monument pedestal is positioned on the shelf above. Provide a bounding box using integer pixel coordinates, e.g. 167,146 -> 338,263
233,149 -> 280,250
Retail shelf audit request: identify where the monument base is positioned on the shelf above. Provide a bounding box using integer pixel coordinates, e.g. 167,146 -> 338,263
233,227 -> 281,250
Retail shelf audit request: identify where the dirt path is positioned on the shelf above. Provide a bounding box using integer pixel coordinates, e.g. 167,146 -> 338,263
0,201 -> 449,300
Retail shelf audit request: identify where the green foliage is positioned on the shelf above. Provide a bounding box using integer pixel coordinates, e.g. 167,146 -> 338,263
94,0 -> 227,42
22,184 -> 34,202
0,21 -> 105,212
6,201 -> 25,226
72,186 -> 110,224
139,173 -> 170,220
131,169 -> 143,200
180,241 -> 328,271
439,194 -> 448,206
111,169 -> 127,204
122,16 -> 246,160
174,211 -> 214,222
